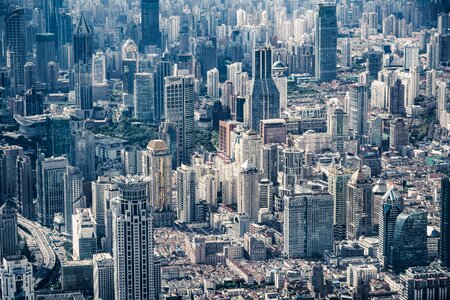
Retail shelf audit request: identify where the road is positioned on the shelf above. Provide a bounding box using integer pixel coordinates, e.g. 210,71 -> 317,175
17,215 -> 57,288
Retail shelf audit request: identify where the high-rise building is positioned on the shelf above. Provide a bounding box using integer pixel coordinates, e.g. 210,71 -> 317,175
389,118 -> 409,153
0,255 -> 34,300
134,73 -> 155,122
0,201 -> 18,258
342,38 -> 351,67
24,88 -> 44,116
365,51 -> 383,79
247,47 -> 280,131
73,14 -> 93,65
64,166 -> 84,235
391,209 -> 428,272
328,106 -> 349,154
399,266 -> 450,300
112,176 -> 155,300
36,33 -> 56,85
17,155 -> 33,219
92,50 -> 106,84
93,253 -> 115,300
440,176 -> 450,268
72,208 -> 97,260
0,145 -> 23,204
46,115 -> 71,157
5,6 -> 26,92
377,189 -> 403,269
236,130 -> 262,167
70,130 -> 96,181
315,3 -> 337,81
260,143 -> 279,185
426,69 -> 437,97
207,68 -> 220,99
259,119 -> 287,145
349,84 -> 369,141
75,62 -> 93,111
237,160 -> 262,221
403,43 -> 420,71
122,39 -> 138,96
176,164 -> 197,224
328,165 -> 353,240
272,61 -> 288,110
347,168 -> 373,240
141,0 -> 161,49
154,57 -> 171,124
282,148 -> 304,192
163,75 -> 195,167
24,62 -> 36,91
92,176 -> 114,239
283,186 -> 334,258
36,154 -> 68,226
141,140 -> 174,227
388,79 -> 405,115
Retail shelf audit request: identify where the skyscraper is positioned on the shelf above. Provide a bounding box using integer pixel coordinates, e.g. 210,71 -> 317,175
163,75 -> 195,167
377,189 -> 403,269
36,154 -> 68,226
349,84 -> 369,141
141,0 -> 161,49
207,68 -> 220,99
176,164 -> 197,224
75,62 -> 93,111
328,106 -> 349,155
284,187 -> 334,258
134,73 -> 155,122
93,253 -> 115,300
5,6 -> 26,92
282,148 -> 304,192
72,208 -> 97,260
391,209 -> 428,272
237,160 -> 262,221
112,176 -> 155,300
36,33 -> 56,85
64,166 -> 84,235
248,47 -> 280,131
17,155 -> 33,219
315,3 -> 337,81
154,57 -> 171,124
0,201 -> 18,258
440,176 -> 450,268
347,168 -> 373,240
142,140 -> 174,227
0,145 -> 23,205
46,115 -> 71,156
73,14 -> 93,65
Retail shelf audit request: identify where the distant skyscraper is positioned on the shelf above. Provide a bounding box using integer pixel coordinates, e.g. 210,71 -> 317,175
260,143 -> 279,185
282,148 -> 304,192
36,154 -> 68,226
365,50 -> 383,79
64,166 -> 84,235
315,3 -> 337,81
388,79 -> 405,115
134,73 -> 155,122
92,176 -> 114,239
349,84 -> 369,140
24,88 -> 44,116
163,75 -> 195,167
75,63 -> 93,111
142,140 -> 174,227
17,155 -> 33,219
377,189 -> 403,269
46,115 -> 71,156
0,145 -> 23,204
342,38 -> 351,67
5,6 -> 26,92
72,208 -> 97,260
347,168 -> 373,240
248,47 -> 280,131
207,68 -> 220,99
73,15 -> 93,65
284,188 -> 334,258
70,130 -> 96,181
141,0 -> 161,49
328,106 -> 349,154
426,69 -> 437,97
403,43 -> 419,71
0,201 -> 18,258
237,160 -> 262,221
36,33 -> 56,84
93,253 -> 115,300
328,165 -> 352,240
176,164 -> 197,224
440,176 -> 450,268
389,118 -> 409,152
112,176 -> 155,300
391,209 -> 428,272
0,255 -> 34,300
154,57 -> 171,124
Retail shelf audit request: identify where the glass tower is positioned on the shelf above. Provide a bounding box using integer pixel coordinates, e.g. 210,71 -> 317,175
315,3 -> 337,81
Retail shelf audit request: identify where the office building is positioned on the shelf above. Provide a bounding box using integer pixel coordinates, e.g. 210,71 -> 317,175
91,176 -> 114,239
377,189 -> 403,269
64,166 -> 84,235
403,43 -> 419,71
72,208 -> 97,260
440,176 -> 450,268
284,188 -> 334,258
389,118 -> 409,153
163,75 -> 195,167
391,209 -> 428,272
46,115 -> 71,157
176,164 -> 198,224
75,62 -> 93,111
349,84 -> 369,140
400,266 -> 450,300
154,57 -> 171,124
260,143 -> 279,185
328,165 -> 353,240
93,253 -> 115,300
247,47 -> 280,131
365,51 -> 383,78
0,145 -> 23,204
112,176 -> 155,300
5,6 -> 26,92
73,14 -> 93,65
328,106 -> 349,154
259,119 -> 287,145
17,155 -> 33,219
272,61 -> 288,110
0,201 -> 18,258
282,148 -> 304,192
347,168 -> 373,240
70,130 -> 96,182
24,88 -> 44,116
0,255 -> 34,300
388,79 -> 405,115
237,160 -> 261,221
36,33 -> 56,84
315,3 -> 337,81
134,73 -> 155,122
141,0 -> 161,49
141,140 -> 174,227
342,38 -> 351,67
36,154 -> 68,226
